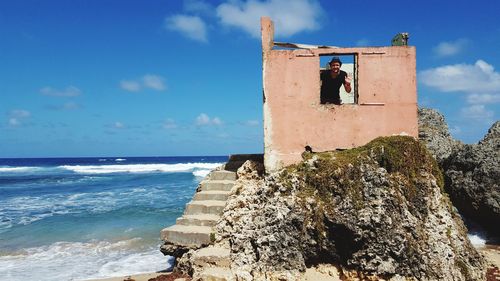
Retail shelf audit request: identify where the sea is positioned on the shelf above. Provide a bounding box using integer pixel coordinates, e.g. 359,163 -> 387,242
0,156 -> 227,281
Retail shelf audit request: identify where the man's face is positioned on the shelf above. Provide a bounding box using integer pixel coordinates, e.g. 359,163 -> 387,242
330,62 -> 341,73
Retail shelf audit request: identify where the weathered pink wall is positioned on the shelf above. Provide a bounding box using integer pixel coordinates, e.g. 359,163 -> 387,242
262,17 -> 418,171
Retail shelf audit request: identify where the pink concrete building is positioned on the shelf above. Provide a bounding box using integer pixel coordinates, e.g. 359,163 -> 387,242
261,17 -> 418,171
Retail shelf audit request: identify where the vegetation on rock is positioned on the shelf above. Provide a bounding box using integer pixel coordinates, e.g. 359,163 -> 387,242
216,136 -> 484,280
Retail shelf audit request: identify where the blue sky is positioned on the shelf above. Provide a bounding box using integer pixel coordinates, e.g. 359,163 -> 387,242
1,0 -> 499,158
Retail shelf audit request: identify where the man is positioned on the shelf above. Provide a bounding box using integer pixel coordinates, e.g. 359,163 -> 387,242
320,57 -> 352,105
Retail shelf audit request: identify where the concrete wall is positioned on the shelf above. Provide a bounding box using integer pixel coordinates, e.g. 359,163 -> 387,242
261,17 -> 418,171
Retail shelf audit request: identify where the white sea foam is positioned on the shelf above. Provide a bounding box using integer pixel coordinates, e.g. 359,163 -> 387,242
0,191 -> 120,229
193,169 -> 211,178
468,233 -> 486,247
115,158 -> 127,162
60,162 -> 222,174
0,166 -> 42,173
0,239 -> 171,281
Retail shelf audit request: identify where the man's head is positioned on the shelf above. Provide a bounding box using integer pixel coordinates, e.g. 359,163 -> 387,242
329,57 -> 342,74
329,57 -> 342,66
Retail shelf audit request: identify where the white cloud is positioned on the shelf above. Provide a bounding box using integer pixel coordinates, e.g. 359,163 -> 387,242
120,75 -> 166,92
113,122 -> 125,129
46,102 -> 81,111
163,118 -> 177,129
8,109 -> 31,127
196,113 -> 222,126
466,93 -> 500,104
10,109 -> 31,118
62,102 -> 80,110
433,39 -> 468,57
212,117 -> 222,125
449,125 -> 462,135
216,0 -> 323,38
120,80 -> 141,92
419,60 -> 500,94
421,60 -> 499,125
196,113 -> 211,125
165,14 -> 208,42
244,120 -> 259,126
460,105 -> 494,122
142,74 -> 166,91
40,86 -> 81,97
184,0 -> 214,16
8,118 -> 20,126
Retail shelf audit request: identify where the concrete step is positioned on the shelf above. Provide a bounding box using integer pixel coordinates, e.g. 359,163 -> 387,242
176,214 -> 220,227
160,224 -> 213,246
200,180 -> 235,191
195,267 -> 234,281
184,200 -> 227,215
210,170 -> 237,181
194,190 -> 231,201
193,246 -> 231,268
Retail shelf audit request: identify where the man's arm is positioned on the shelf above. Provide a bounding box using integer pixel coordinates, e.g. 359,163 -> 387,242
344,75 -> 352,93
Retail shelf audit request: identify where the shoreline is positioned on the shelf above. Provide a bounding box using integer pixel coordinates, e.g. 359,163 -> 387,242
87,272 -> 170,281
87,244 -> 499,281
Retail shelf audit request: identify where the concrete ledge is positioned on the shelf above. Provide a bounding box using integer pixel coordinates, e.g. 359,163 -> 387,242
200,180 -> 235,191
184,200 -> 227,215
161,225 -> 213,246
176,214 -> 220,226
194,190 -> 231,201
196,267 -> 234,281
193,246 -> 231,267
210,170 -> 237,181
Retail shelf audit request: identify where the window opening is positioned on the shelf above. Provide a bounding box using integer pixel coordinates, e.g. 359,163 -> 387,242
319,54 -> 357,105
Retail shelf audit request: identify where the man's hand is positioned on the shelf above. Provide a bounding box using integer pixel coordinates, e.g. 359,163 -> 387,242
344,75 -> 351,86
344,75 -> 352,93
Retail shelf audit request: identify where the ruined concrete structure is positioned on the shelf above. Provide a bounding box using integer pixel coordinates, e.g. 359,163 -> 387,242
262,17 -> 418,171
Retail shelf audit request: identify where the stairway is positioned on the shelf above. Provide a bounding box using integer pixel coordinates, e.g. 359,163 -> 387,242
160,170 -> 236,247
192,246 -> 233,281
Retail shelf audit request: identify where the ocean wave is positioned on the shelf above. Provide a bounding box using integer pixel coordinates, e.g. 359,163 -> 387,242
0,239 -> 171,281
193,169 -> 211,178
0,166 -> 43,173
0,191 -> 120,229
0,181 -> 193,230
115,158 -> 127,162
60,162 -> 222,174
468,233 -> 486,247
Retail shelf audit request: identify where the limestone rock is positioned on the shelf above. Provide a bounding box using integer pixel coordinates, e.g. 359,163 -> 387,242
215,136 -> 485,280
418,107 -> 463,164
444,121 -> 500,236
237,160 -> 264,180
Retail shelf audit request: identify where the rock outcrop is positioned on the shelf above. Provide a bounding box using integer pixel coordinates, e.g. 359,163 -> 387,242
418,107 -> 499,237
210,136 -> 485,280
418,108 -> 463,164
443,121 -> 500,236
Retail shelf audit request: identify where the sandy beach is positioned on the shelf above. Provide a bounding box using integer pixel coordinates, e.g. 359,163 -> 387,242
87,244 -> 499,281
482,244 -> 500,268
88,272 -> 167,281
87,271 -> 190,281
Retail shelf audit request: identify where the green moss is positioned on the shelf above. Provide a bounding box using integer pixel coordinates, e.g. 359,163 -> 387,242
278,136 -> 445,236
210,232 -> 216,243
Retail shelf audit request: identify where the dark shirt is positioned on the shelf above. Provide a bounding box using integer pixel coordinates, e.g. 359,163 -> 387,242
320,70 -> 347,104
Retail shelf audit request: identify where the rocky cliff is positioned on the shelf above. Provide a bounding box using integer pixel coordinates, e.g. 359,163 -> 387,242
418,108 -> 463,165
418,108 -> 499,238
443,122 -> 500,237
180,136 -> 485,280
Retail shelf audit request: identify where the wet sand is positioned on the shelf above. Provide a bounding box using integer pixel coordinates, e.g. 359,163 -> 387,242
88,272 -> 170,281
